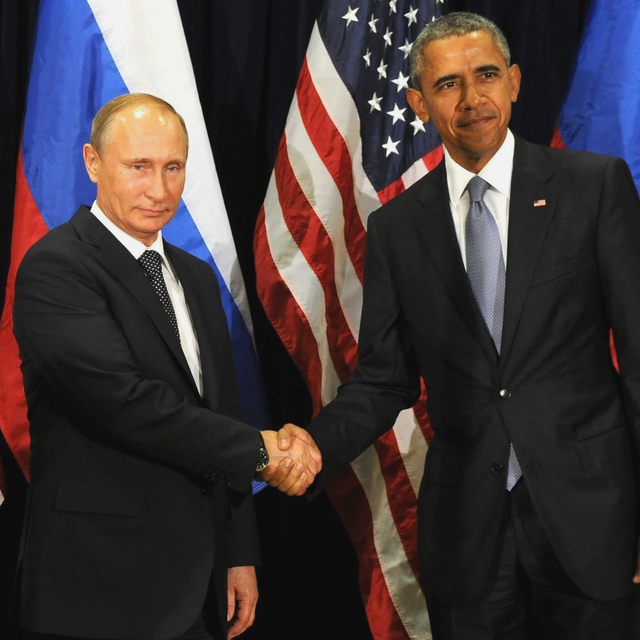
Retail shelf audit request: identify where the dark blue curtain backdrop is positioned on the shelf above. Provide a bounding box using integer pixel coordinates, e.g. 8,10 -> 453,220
0,1 -> 590,637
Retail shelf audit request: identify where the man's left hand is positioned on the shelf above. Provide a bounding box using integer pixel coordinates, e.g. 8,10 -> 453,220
227,565 -> 258,639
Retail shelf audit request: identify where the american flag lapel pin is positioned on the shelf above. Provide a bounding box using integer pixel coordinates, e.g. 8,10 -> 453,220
533,199 -> 546,207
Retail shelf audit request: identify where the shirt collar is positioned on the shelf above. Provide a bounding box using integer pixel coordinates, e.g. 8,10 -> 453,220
90,201 -> 167,263
444,129 -> 515,206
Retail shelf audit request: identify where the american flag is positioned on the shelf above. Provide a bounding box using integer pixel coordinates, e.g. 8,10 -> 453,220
255,1 -> 446,638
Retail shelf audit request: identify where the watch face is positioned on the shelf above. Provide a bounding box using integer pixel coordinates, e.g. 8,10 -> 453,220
256,445 -> 269,472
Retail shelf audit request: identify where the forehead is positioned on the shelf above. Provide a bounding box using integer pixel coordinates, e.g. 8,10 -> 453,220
108,105 -> 187,153
422,30 -> 506,76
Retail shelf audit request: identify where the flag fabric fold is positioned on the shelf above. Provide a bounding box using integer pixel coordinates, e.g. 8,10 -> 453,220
551,0 -> 640,396
553,0 -> 640,196
0,0 -> 267,490
255,1 -> 446,638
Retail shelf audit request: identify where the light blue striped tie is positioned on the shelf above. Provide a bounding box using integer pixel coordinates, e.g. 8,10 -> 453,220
465,176 -> 521,490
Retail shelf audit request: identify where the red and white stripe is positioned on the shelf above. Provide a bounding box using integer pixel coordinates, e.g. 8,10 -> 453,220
255,24 -> 442,640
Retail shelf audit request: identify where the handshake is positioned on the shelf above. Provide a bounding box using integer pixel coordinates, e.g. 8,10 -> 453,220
259,424 -> 322,496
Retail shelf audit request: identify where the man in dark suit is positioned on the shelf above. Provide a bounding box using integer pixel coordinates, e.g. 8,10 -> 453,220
13,93 -> 320,640
269,12 -> 640,638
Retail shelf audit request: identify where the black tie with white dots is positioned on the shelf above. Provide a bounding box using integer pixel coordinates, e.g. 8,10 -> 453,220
138,249 -> 180,342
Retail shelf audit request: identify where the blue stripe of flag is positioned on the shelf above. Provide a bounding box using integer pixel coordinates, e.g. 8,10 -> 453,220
557,0 -> 640,191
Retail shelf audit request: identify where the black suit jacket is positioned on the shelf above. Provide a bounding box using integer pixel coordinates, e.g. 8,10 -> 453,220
13,206 -> 263,638
308,137 -> 640,604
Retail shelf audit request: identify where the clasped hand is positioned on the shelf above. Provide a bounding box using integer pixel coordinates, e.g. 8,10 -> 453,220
259,424 -> 321,496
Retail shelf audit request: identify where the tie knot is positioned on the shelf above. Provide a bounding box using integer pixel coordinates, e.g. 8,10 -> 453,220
138,249 -> 162,276
467,176 -> 490,203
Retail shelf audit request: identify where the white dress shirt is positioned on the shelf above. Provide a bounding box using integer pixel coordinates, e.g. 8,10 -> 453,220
444,129 -> 515,269
91,202 -> 203,395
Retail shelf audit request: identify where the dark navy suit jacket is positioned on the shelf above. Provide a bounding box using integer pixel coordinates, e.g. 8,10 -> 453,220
308,138 -> 640,604
14,206 -> 262,638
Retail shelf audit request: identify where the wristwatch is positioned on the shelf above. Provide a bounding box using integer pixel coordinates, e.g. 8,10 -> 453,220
255,435 -> 269,472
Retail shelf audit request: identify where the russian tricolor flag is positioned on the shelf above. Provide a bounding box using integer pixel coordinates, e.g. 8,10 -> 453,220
0,0 -> 268,492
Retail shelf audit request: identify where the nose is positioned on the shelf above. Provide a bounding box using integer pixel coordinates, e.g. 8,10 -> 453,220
459,82 -> 484,110
145,169 -> 168,201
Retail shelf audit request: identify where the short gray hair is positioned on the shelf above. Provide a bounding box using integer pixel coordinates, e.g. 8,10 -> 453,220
409,12 -> 511,91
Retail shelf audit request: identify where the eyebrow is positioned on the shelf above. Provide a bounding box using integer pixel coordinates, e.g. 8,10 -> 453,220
476,64 -> 501,74
126,157 -> 185,165
432,64 -> 502,89
432,73 -> 459,89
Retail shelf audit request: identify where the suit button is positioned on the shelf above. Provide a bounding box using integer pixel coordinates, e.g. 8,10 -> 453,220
490,463 -> 504,474
499,389 -> 511,398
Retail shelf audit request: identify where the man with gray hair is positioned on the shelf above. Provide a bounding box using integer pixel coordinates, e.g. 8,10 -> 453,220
272,12 -> 640,638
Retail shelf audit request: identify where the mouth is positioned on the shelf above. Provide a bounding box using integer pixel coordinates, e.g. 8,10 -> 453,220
457,115 -> 496,130
138,208 -> 168,216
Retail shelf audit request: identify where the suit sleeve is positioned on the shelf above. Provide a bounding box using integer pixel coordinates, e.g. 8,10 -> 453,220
13,239 -> 262,495
227,491 -> 260,566
307,212 -> 421,491
596,156 -> 640,474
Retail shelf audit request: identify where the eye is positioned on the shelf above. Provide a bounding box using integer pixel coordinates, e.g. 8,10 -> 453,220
132,164 -> 145,171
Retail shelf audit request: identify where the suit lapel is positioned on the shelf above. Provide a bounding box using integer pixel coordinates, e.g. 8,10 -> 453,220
70,207 -> 195,386
500,138 -> 557,362
411,164 -> 498,360
166,245 -> 220,409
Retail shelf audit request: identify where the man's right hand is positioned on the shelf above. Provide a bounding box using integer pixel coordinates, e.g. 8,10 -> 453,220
259,424 -> 321,496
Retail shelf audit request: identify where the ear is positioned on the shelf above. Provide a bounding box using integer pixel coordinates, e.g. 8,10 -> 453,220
83,143 -> 100,184
406,87 -> 430,123
508,64 -> 521,103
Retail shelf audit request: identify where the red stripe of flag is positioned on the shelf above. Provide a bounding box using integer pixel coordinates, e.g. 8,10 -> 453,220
0,151 -> 51,479
378,175 -> 407,206
253,206 -> 326,414
327,467 -> 411,640
414,380 -> 433,443
296,58 -> 367,283
373,431 -> 421,579
378,146 -> 444,206
273,134 -> 359,381
550,126 -> 566,150
422,145 -> 444,171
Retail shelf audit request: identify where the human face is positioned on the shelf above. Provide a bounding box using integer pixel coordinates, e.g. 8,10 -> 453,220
83,103 -> 187,246
406,30 -> 520,173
